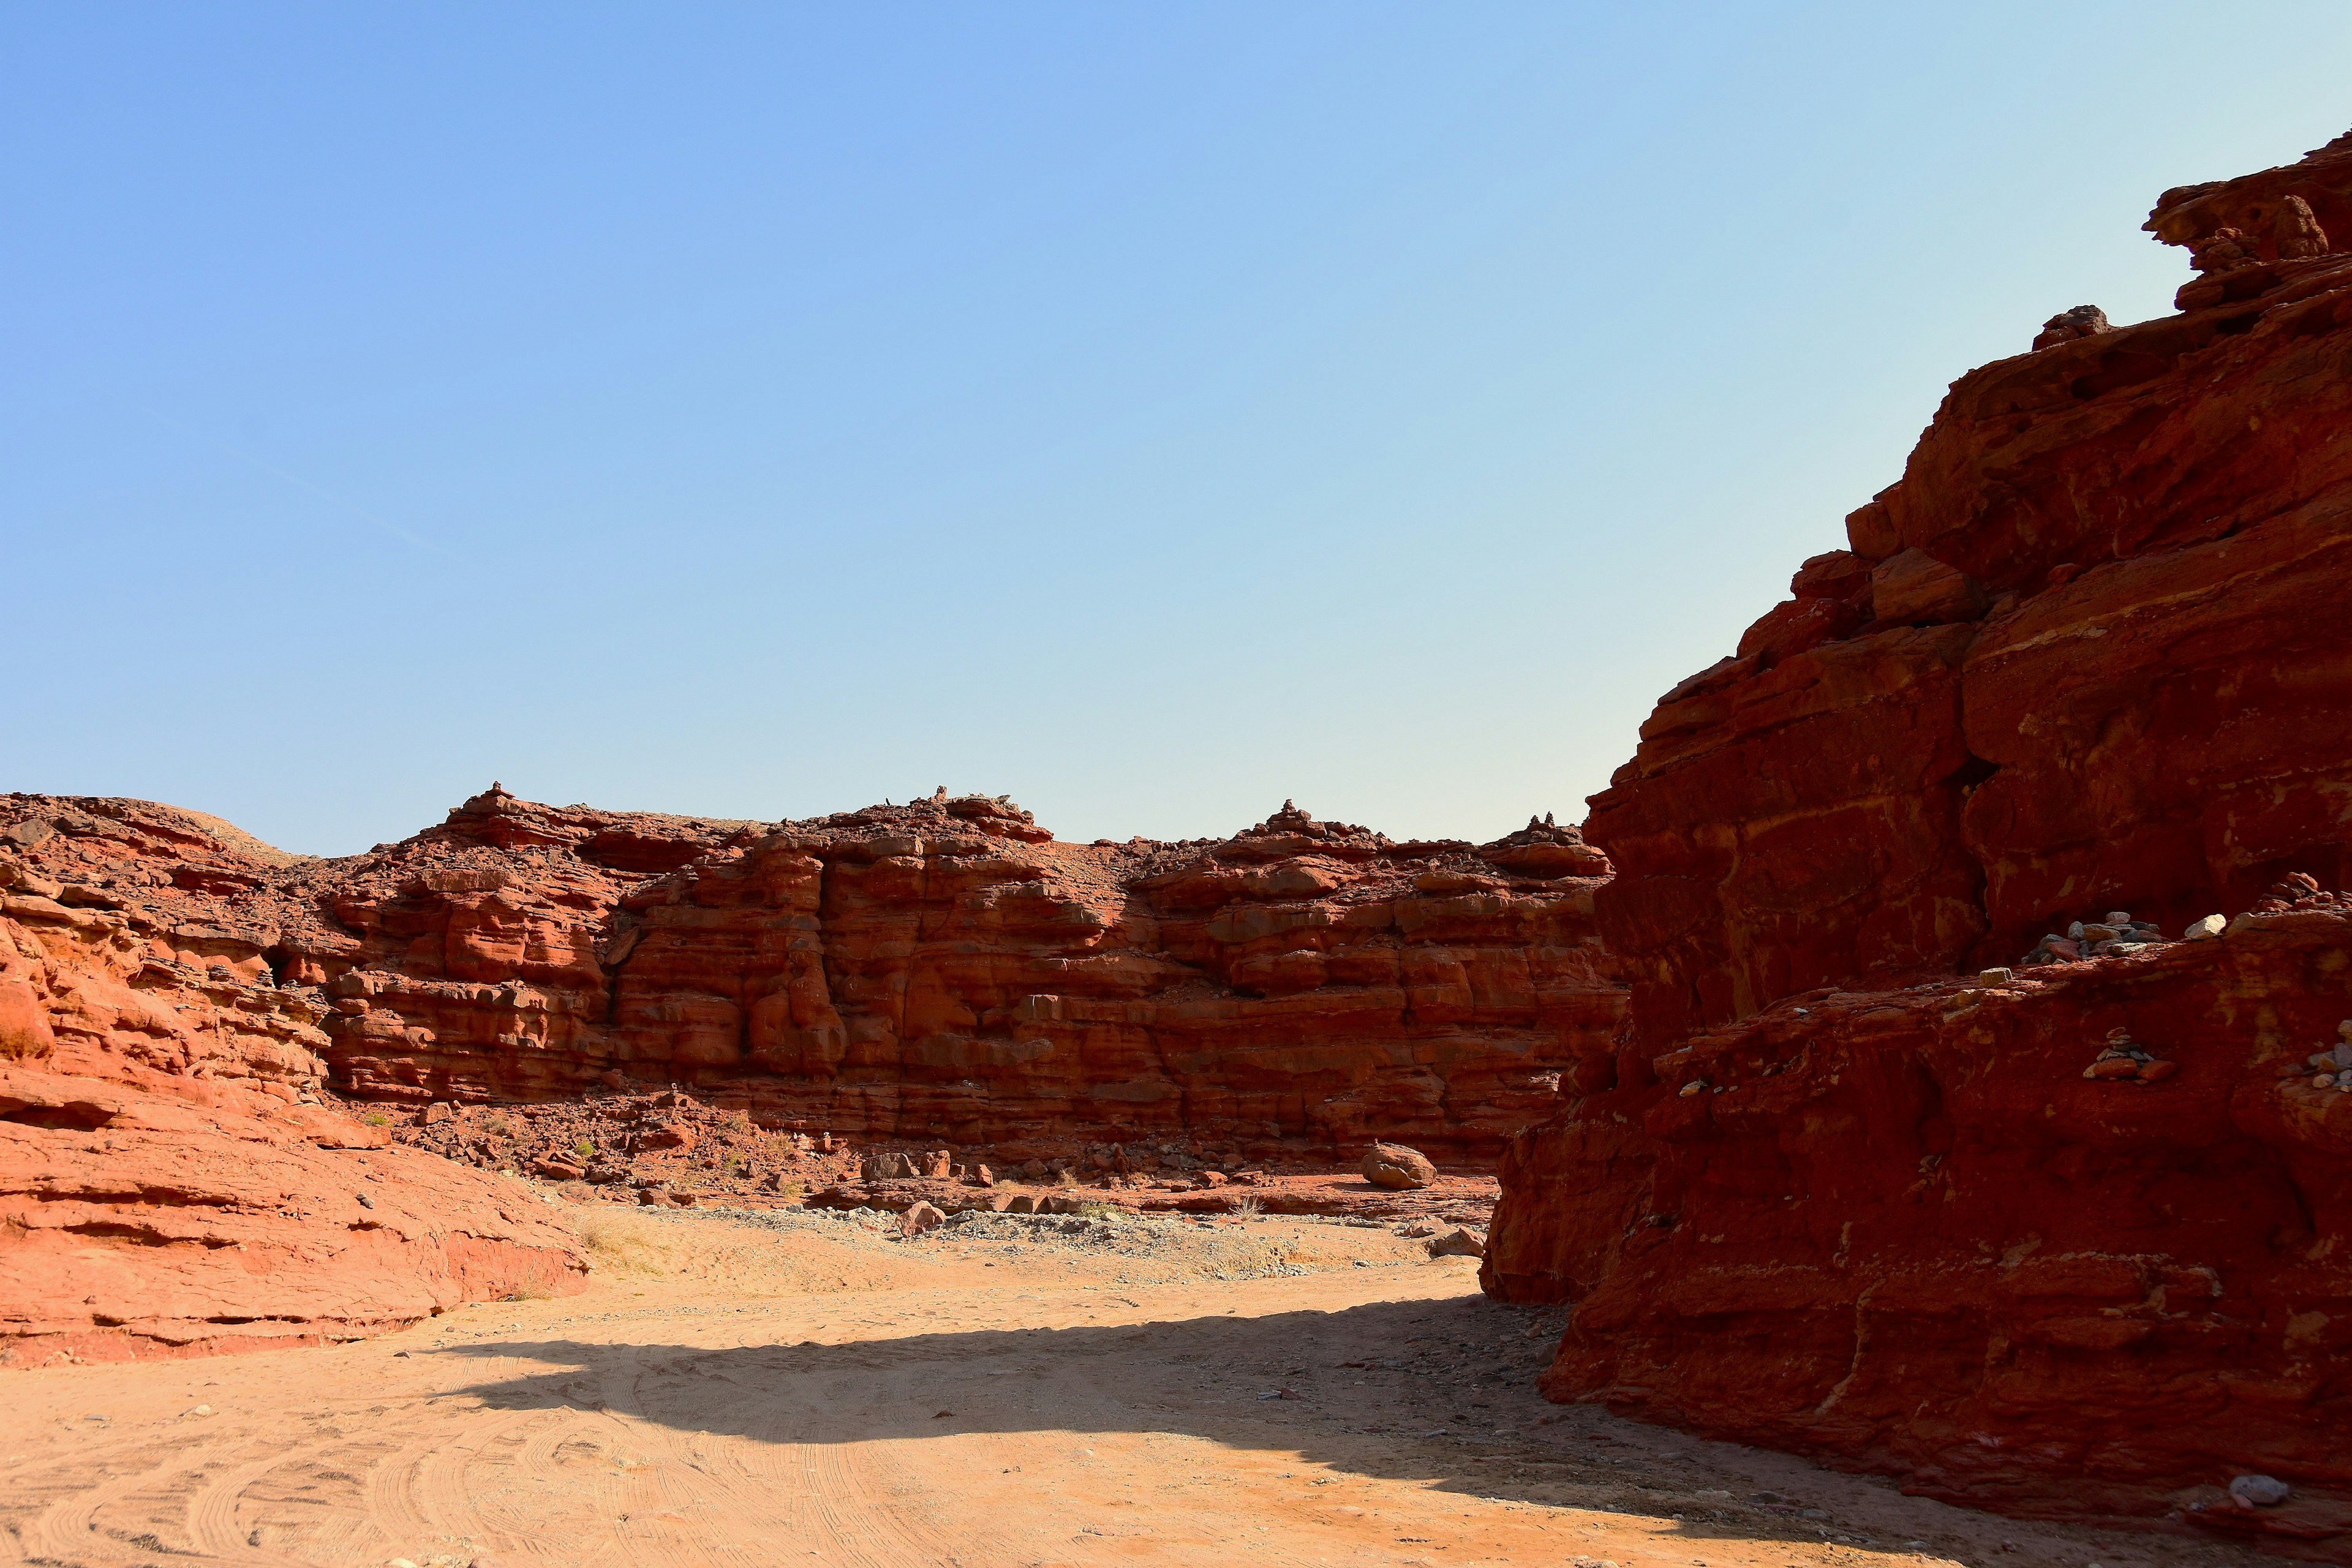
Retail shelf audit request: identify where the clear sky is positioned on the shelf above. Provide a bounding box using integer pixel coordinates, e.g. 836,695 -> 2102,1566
8,4 -> 2350,856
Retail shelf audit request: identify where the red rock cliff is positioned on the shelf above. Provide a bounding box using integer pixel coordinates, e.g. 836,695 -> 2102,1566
3,788 -> 1623,1163
1485,131 -> 2352,1549
0,799 -> 583,1367
298,790 -> 1621,1159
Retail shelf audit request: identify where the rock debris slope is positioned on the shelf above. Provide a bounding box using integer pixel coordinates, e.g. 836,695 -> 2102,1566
1483,129 -> 2352,1549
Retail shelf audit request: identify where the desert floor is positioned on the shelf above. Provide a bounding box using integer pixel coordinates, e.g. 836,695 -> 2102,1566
1,1204 -> 2271,1568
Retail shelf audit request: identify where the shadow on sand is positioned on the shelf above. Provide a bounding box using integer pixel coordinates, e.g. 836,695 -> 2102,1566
431,1291 -> 1980,1560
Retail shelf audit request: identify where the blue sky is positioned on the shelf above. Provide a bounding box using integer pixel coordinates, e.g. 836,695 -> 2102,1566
7,4 -> 2349,855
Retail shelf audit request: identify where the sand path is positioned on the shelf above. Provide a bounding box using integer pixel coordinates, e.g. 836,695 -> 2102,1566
0,1207 -> 2267,1568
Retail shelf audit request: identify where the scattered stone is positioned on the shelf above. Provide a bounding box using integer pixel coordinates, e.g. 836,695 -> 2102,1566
1362,1141 -> 1437,1190
2229,1474 -> 2292,1507
422,1102 -> 452,1125
533,1158 -> 585,1180
1426,1226 -> 1486,1259
636,1120 -> 695,1153
900,1201 -> 945,1236
2184,914 -> 2226,940
2022,910 -> 2168,967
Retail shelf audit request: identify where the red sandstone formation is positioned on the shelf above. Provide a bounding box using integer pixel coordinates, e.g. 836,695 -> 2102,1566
1485,131 -> 2352,1547
0,786 -> 1616,1359
0,799 -> 583,1366
268,788 -> 1618,1158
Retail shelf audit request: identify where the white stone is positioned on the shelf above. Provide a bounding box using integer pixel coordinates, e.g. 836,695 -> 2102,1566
2105,910 -> 2132,924
2184,914 -> 2226,940
2229,1474 -> 2291,1507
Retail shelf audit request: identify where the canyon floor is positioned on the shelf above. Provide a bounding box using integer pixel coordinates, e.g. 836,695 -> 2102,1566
0,1205 -> 2271,1568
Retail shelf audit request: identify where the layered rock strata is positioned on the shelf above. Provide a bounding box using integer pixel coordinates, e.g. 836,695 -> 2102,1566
1,790 -> 1623,1166
0,799 -> 583,1365
1487,131 -> 2352,1545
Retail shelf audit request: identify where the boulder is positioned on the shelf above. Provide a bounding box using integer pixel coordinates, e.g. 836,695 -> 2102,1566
1426,1227 -> 1485,1259
1363,1142 -> 1437,1189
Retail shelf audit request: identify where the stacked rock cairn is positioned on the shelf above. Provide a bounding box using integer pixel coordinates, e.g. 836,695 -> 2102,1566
2081,1026 -> 2178,1085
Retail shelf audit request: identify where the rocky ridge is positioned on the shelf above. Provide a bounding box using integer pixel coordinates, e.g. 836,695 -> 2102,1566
0,786 -> 1618,1361
1484,128 -> 2352,1549
0,785 -> 1617,1160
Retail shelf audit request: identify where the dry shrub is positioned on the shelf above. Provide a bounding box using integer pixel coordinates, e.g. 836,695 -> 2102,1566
0,1025 -> 51,1062
575,1209 -> 673,1276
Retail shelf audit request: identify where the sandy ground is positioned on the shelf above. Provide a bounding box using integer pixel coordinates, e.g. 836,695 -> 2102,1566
0,1204 -> 2272,1568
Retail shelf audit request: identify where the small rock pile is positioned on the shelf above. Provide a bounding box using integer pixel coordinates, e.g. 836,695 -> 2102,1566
2081,1027 -> 2178,1084
2249,871 -> 2348,913
2295,1020 -> 2352,1093
2019,909 -> 2180,967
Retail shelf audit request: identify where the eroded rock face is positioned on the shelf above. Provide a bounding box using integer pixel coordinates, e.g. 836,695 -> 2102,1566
301,795 -> 1624,1158
1490,131 -> 2352,1544
0,797 -> 584,1365
0,791 -> 1623,1166
1594,130 -> 2352,1046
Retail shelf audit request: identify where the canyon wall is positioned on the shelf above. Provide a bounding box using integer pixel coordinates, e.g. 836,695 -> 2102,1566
0,799 -> 582,1367
1484,130 -> 2352,1548
1,788 -> 1624,1165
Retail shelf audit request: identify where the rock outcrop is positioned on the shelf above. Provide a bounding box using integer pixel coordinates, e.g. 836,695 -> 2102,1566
1486,130 -> 2352,1547
247,791 -> 1621,1159
1,786 -> 1621,1160
0,798 -> 584,1365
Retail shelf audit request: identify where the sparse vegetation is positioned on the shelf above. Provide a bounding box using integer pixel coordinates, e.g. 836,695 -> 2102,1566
485,1113 -> 515,1138
575,1137 -> 596,1160
0,1025 -> 52,1061
361,1110 -> 390,1127
576,1209 -> 669,1276
1231,1196 -> 1264,1219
